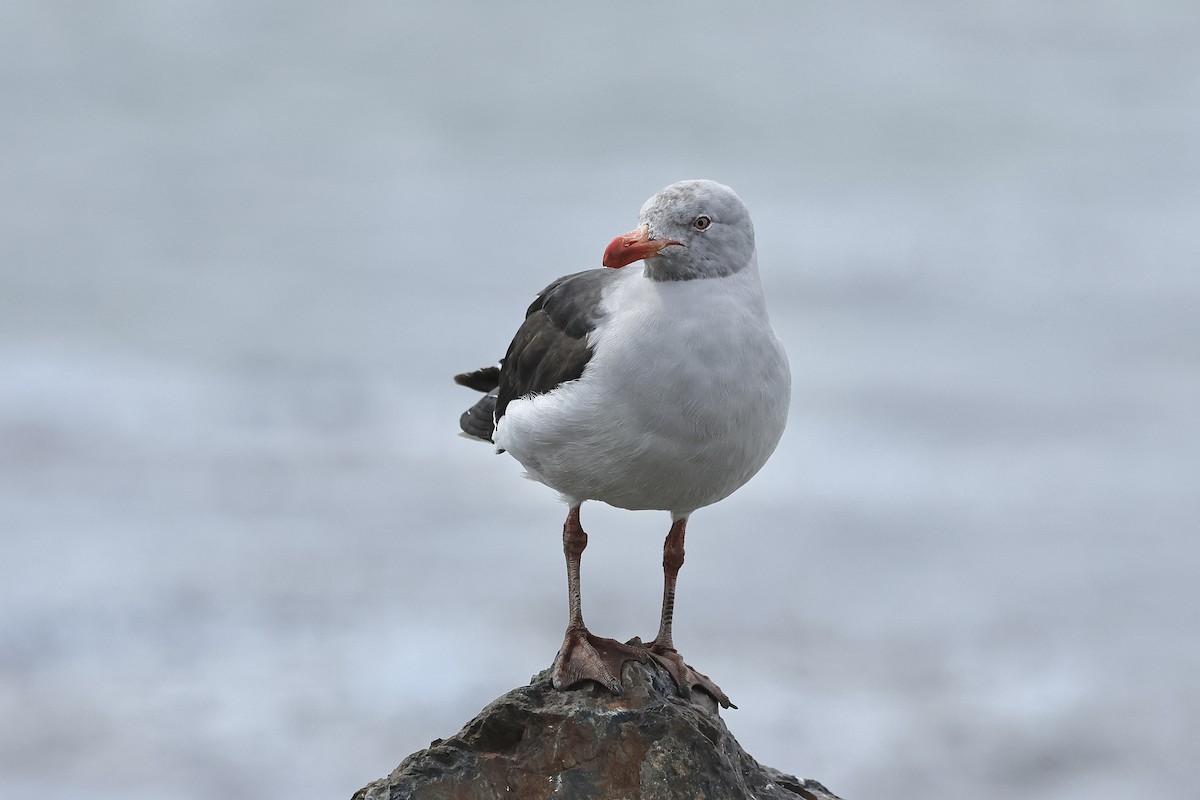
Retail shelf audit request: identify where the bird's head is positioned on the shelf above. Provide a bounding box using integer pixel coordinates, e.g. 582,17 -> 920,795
601,179 -> 755,281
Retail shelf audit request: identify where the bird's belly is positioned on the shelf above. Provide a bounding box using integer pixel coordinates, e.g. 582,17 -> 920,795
584,425 -> 764,513
498,341 -> 789,514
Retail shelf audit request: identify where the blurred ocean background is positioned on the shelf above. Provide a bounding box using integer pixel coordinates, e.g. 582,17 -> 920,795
2,1 -> 1198,798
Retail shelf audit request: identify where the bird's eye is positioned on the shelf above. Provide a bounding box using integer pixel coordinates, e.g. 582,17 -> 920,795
692,215 -> 711,231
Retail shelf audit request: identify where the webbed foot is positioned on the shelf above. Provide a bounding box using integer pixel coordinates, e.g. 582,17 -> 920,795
551,627 -> 646,694
639,639 -> 736,709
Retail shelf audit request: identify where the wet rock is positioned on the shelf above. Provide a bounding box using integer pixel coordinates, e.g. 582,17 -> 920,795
353,659 -> 842,800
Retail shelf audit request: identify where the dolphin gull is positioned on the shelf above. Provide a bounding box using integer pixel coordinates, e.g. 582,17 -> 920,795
455,179 -> 790,707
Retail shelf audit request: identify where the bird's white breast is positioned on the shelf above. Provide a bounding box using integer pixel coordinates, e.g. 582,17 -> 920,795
495,259 -> 791,515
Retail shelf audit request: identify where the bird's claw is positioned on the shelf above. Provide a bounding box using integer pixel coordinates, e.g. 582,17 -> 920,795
642,640 -> 736,709
551,628 -> 645,693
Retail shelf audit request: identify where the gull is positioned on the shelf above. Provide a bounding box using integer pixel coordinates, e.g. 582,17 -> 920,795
455,180 -> 790,707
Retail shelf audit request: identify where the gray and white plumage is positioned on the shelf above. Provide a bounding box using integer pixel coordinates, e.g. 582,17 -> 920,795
456,179 -> 790,517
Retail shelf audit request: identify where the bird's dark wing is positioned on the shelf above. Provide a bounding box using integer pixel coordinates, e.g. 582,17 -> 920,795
454,269 -> 619,442
497,269 -> 619,421
454,368 -> 501,442
453,366 -> 500,393
458,390 -> 498,441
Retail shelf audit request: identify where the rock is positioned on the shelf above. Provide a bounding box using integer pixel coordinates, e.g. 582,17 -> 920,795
353,658 -> 842,800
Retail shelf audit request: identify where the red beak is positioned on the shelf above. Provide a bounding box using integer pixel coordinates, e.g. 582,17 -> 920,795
602,224 -> 682,268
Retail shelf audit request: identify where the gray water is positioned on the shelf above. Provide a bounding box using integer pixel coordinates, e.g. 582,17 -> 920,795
2,2 -> 1198,798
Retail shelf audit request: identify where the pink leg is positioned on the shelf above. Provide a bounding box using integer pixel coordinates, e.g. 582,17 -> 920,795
645,517 -> 735,708
551,506 -> 644,693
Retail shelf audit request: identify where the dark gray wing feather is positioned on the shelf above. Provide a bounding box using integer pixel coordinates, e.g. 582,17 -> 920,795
453,366 -> 500,393
454,368 -> 501,441
454,269 -> 619,443
459,391 -> 498,441
496,269 -> 618,420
